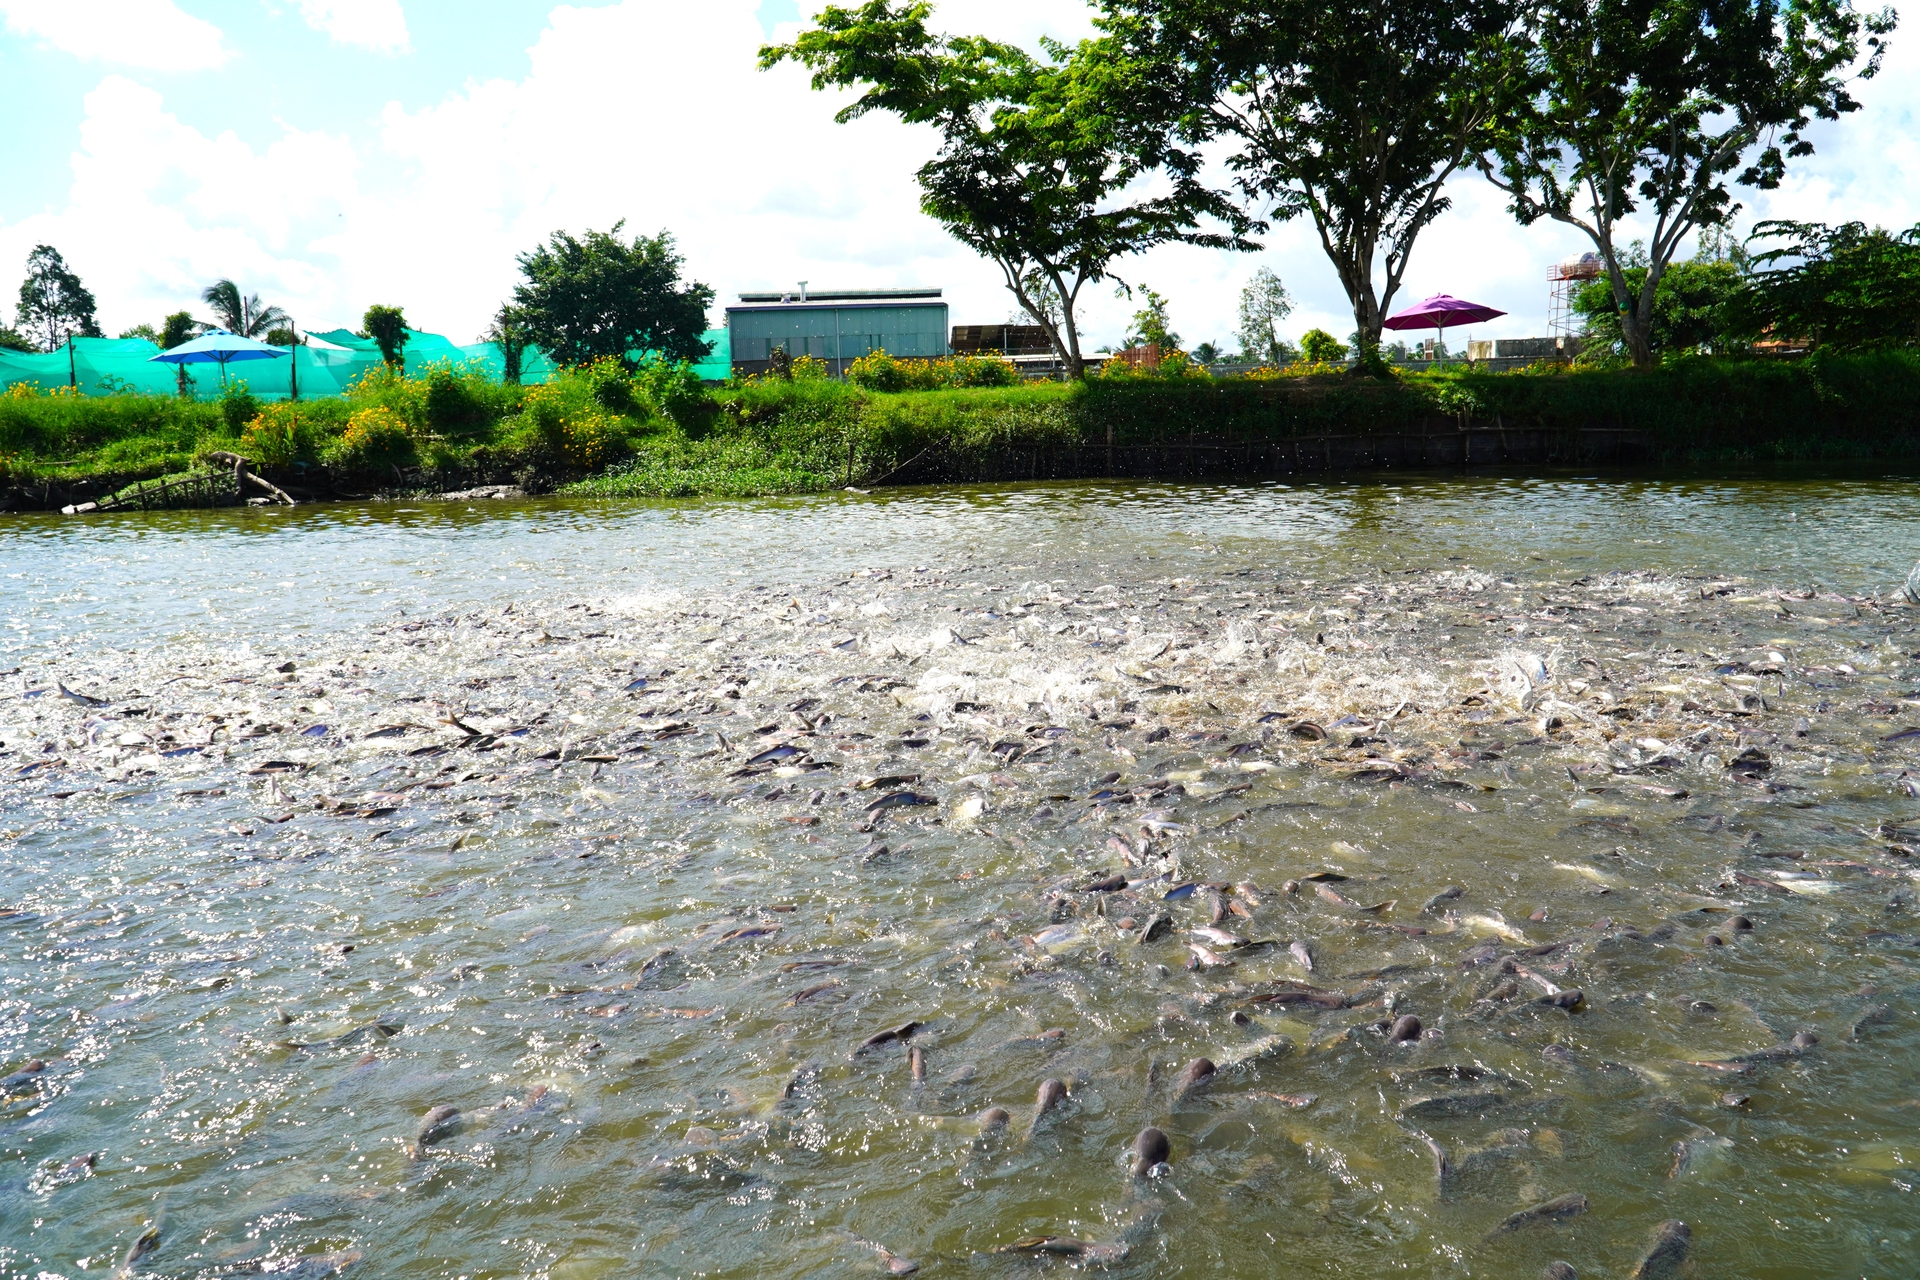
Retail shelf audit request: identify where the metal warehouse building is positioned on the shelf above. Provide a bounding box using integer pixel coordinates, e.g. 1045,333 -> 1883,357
724,287 -> 949,378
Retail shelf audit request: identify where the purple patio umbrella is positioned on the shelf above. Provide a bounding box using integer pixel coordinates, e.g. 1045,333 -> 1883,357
1383,294 -> 1507,358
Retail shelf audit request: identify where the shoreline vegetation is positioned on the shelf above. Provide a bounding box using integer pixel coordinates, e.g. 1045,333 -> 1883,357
4,351 -> 1920,511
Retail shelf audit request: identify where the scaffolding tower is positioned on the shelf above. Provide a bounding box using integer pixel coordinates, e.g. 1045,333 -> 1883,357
1548,252 -> 1603,336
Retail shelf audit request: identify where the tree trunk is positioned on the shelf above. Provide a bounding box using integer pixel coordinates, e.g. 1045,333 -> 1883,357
1058,306 -> 1085,381
1620,310 -> 1656,369
1350,295 -> 1387,374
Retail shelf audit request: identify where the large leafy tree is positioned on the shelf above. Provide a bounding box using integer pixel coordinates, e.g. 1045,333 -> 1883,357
16,244 -> 101,351
1101,0 -> 1523,371
762,1 -> 1254,379
200,279 -> 288,339
1482,0 -> 1893,369
510,224 -> 712,369
1728,219 -> 1920,350
1573,245 -> 1748,355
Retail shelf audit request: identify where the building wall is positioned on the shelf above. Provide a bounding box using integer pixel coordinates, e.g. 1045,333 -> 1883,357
725,302 -> 949,376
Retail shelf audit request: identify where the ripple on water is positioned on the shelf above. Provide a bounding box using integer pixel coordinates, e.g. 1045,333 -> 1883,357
3,478 -> 1920,1278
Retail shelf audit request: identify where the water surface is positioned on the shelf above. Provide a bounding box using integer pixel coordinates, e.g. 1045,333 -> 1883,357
3,476 -> 1920,1279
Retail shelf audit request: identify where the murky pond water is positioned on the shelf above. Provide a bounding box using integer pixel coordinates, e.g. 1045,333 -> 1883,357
5,475 -> 1920,1280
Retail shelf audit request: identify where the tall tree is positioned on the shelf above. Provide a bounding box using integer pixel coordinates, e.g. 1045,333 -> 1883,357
361,305 -> 409,367
485,304 -> 534,384
1102,0 -> 1523,371
16,245 -> 101,351
1125,286 -> 1180,349
1236,266 -> 1294,364
1728,219 -> 1920,350
762,1 -> 1254,378
1481,0 -> 1894,368
200,279 -> 288,339
511,224 -> 712,370
160,311 -> 200,350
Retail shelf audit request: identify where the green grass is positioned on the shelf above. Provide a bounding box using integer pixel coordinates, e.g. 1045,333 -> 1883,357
6,352 -> 1919,505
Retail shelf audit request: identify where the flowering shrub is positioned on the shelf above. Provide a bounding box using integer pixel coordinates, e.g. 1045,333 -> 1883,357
4,382 -> 37,399
238,403 -> 315,469
327,404 -> 417,470
561,409 -> 620,469
846,351 -> 1021,391
791,355 -> 833,382
578,356 -> 637,413
1098,349 -> 1208,380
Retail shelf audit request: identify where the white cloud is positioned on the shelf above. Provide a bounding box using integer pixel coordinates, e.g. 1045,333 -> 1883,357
0,0 -> 229,71
0,77 -> 357,333
2,0 -> 1914,350
293,0 -> 410,54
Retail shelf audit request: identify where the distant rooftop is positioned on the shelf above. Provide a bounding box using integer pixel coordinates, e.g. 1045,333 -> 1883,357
734,288 -> 943,304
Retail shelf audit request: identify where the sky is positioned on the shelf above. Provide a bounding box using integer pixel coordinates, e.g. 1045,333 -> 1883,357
1,0 -> 1915,354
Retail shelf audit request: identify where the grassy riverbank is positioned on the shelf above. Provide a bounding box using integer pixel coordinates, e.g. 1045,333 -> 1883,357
3,352 -> 1918,507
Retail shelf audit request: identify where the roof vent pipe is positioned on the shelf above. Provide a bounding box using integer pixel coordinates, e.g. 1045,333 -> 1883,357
799,281 -> 808,303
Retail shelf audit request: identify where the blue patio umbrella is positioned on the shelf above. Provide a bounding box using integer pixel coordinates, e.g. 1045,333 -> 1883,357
148,330 -> 286,387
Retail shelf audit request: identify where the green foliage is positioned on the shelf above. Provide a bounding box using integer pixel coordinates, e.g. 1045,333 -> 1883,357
0,325 -> 34,352
846,351 -> 1023,391
220,381 -> 260,433
1730,220 -> 1920,351
200,280 -> 287,340
1104,0 -> 1525,356
1573,256 -> 1746,357
510,223 -> 713,369
1236,267 -> 1294,365
15,244 -> 100,351
160,312 -> 199,350
120,323 -> 161,343
762,1 -> 1255,377
12,350 -> 1920,503
361,305 -> 409,366
1126,286 -> 1179,349
1482,0 -> 1895,367
1299,328 -> 1348,363
327,405 -> 417,472
238,402 -> 322,469
486,305 -> 533,384
577,355 -> 638,413
422,361 -> 490,431
632,356 -> 719,429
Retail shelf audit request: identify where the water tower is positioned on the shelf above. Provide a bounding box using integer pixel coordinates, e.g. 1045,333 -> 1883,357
1548,252 -> 1602,336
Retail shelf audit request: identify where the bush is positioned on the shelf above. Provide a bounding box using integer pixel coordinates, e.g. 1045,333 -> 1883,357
220,381 -> 260,432
578,355 -> 638,413
327,405 -> 417,471
632,357 -> 715,430
847,351 -> 1022,391
561,409 -> 622,469
791,354 -> 834,382
237,402 -> 319,469
1299,329 -> 1348,364
422,361 -> 487,430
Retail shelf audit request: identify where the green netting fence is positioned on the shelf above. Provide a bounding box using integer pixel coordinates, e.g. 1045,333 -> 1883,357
0,327 -> 731,399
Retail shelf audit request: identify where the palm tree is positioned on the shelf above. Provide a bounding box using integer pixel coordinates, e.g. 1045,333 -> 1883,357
200,279 -> 288,339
